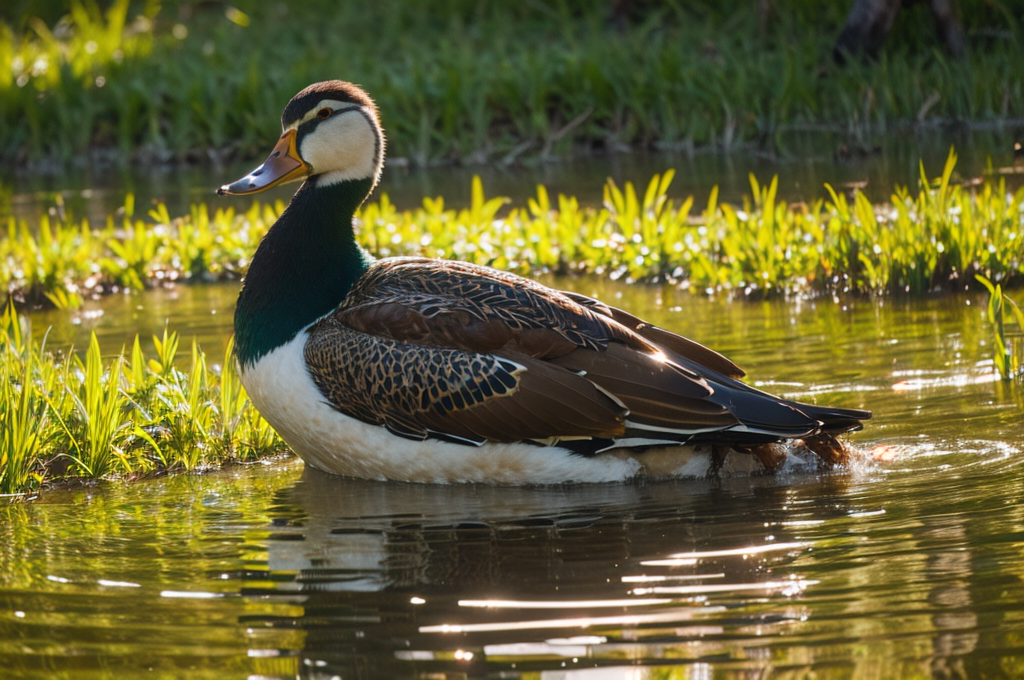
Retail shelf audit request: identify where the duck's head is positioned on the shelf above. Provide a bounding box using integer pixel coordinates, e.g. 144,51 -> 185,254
218,80 -> 384,196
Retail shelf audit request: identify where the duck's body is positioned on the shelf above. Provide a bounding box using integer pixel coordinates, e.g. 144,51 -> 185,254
220,81 -> 869,484
241,330 -> 684,484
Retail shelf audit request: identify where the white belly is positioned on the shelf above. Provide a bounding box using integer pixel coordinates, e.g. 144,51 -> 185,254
239,332 -> 765,484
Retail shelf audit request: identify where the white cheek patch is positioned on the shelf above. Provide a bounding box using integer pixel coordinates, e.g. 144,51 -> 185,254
299,108 -> 383,185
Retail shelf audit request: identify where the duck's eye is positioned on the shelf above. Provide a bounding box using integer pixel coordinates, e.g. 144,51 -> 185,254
317,107 -> 333,120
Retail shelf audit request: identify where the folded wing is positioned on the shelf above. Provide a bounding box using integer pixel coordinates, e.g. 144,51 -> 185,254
304,257 -> 869,452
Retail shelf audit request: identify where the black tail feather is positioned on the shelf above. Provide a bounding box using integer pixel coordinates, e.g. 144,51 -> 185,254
663,348 -> 871,439
792,402 -> 871,435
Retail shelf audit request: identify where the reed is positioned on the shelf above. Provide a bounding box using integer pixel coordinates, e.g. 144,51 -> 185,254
976,274 -> 1024,382
0,303 -> 284,496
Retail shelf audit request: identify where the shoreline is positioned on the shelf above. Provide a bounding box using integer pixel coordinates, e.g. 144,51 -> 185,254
7,117 -> 1024,178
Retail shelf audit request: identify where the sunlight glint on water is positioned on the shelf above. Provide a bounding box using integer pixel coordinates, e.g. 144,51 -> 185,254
1,277 -> 1023,679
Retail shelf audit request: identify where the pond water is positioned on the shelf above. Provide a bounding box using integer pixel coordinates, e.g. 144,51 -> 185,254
3,276 -> 1023,679
4,128 -> 1024,228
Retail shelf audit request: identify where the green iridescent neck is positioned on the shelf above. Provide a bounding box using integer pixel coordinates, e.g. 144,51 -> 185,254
234,177 -> 374,367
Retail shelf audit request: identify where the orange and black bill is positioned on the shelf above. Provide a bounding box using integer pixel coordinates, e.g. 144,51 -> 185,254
217,129 -> 310,196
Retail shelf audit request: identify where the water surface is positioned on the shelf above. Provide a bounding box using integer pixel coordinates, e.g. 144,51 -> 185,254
3,279 -> 1023,679
5,128 -> 1023,227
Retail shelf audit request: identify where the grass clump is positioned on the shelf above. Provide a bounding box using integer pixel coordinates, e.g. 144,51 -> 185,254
0,304 -> 283,496
976,274 -> 1024,382
0,196 -> 270,306
2,1 -> 1024,166
0,315 -> 53,494
3,150 -> 1023,304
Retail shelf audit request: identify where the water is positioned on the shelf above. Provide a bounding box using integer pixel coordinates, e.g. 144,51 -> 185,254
5,128 -> 1024,228
3,277 -> 1023,679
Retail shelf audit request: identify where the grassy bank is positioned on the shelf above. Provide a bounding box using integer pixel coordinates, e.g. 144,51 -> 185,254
2,1 -> 1024,167
2,150 -> 1022,307
0,303 -> 283,496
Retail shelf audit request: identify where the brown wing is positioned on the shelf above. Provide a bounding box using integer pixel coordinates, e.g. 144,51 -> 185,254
549,343 -> 738,431
342,259 -> 743,378
337,258 -> 654,355
304,314 -> 627,445
313,258 -> 739,441
311,258 -> 865,449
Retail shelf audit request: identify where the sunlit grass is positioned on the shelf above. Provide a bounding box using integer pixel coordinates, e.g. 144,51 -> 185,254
0,315 -> 52,494
0,195 -> 267,306
976,274 -> 1024,382
0,303 -> 284,496
2,1 -> 1023,165
2,150 -> 1022,306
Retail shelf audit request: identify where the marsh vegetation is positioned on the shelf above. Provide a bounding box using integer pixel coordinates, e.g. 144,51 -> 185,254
3,151 -> 1022,309
0,304 -> 281,495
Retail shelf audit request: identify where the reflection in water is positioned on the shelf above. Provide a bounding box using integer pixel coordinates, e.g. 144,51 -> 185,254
250,452 -> 1024,680
0,422 -> 1020,679
262,468 -> 854,679
924,517 -> 977,680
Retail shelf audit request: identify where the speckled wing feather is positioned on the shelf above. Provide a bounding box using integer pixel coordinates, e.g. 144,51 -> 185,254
304,314 -> 627,444
310,257 -> 748,443
336,257 -> 657,356
342,260 -> 742,378
308,257 -> 866,449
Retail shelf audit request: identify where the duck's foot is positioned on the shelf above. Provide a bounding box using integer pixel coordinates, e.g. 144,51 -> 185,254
740,442 -> 789,473
705,445 -> 729,478
803,433 -> 849,468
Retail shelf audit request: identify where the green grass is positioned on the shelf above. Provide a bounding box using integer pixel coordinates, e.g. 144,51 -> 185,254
2,1 -> 1024,166
976,274 -> 1024,382
0,302 -> 284,496
2,149 -> 1022,307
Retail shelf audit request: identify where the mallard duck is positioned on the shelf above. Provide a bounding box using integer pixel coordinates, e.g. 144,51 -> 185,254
218,80 -> 870,484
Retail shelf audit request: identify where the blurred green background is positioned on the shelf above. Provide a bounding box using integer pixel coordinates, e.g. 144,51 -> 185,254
1,0 -> 1022,169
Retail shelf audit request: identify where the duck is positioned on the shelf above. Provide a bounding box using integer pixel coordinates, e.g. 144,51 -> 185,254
218,80 -> 870,484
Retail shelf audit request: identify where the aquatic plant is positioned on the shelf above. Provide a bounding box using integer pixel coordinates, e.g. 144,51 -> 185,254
54,333 -> 133,478
2,2 -> 1023,165
975,274 -> 1024,382
3,152 -> 1023,305
0,303 -> 284,495
0,314 -> 53,494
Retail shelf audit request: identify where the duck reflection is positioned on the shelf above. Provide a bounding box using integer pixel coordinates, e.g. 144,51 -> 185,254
253,467 -> 859,680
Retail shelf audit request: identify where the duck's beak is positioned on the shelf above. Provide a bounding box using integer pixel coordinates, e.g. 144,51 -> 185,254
217,129 -> 310,196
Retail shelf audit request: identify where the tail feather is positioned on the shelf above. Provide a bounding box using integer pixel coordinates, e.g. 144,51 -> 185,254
663,348 -> 870,440
793,402 -> 871,435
